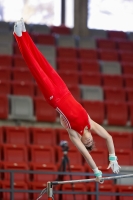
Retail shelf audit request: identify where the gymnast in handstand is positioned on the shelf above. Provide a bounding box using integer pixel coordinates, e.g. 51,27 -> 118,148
13,19 -> 121,183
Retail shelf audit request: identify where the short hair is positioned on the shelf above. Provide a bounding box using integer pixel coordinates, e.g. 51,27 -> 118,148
85,141 -> 95,152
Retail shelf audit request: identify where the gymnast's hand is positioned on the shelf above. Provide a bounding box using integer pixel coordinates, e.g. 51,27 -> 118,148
92,167 -> 104,184
107,154 -> 121,174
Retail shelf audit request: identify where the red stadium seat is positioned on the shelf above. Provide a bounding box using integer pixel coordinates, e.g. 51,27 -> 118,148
36,34 -> 55,45
117,41 -> 133,51
122,62 -> 133,75
115,149 -> 133,165
0,81 -> 11,95
2,162 -> 29,182
0,181 -> 29,200
56,146 -> 83,165
126,89 -> 133,102
89,148 -> 108,166
2,144 -> 28,162
102,75 -> 124,88
30,127 -> 57,145
12,68 -> 33,82
0,55 -> 12,67
62,184 -> 87,200
105,102 -> 128,126
57,47 -> 78,59
57,58 -> 79,71
89,184 -> 116,200
104,87 -> 126,102
108,31 -> 127,40
119,51 -> 133,62
124,75 -> 133,89
109,132 -> 133,149
30,163 -> 57,183
0,67 -> 11,81
29,144 -> 55,164
78,49 -> 98,60
80,72 -> 102,86
34,97 -> 57,122
81,100 -> 105,124
79,60 -> 100,73
98,50 -> 119,61
0,95 -> 8,119
67,85 -> 81,101
51,25 -> 71,35
97,39 -> 117,50
12,81 -> 35,97
58,70 -> 79,86
117,185 -> 133,200
4,126 -> 30,145
13,55 -> 27,68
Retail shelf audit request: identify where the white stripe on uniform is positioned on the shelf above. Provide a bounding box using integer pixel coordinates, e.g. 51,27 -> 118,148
56,107 -> 71,130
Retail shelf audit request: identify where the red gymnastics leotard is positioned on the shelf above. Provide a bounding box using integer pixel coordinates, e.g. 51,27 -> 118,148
14,31 -> 91,135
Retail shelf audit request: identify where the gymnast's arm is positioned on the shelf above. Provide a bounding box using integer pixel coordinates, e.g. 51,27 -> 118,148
68,129 -> 98,169
90,119 -> 115,154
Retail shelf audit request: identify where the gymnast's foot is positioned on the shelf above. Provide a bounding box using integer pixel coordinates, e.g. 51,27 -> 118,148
14,20 -> 22,37
14,19 -> 26,37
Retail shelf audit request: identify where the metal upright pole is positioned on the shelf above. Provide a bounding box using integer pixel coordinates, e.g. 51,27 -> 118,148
47,182 -> 53,200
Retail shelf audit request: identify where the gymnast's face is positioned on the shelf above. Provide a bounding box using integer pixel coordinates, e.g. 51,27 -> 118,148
81,129 -> 94,151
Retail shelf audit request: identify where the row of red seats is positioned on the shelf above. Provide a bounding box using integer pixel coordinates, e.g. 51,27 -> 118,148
0,127 -> 133,150
1,181 -> 132,200
0,71 -> 133,90
57,49 -> 133,62
14,33 -> 133,48
0,95 -> 133,125
1,66 -> 133,82
0,95 -> 58,122
1,60 -> 133,73
96,39 -> 133,50
1,55 -> 133,76
0,81 -> 133,103
82,101 -> 133,126
0,143 -> 133,166
13,45 -> 133,62
1,49 -> 133,65
57,59 -> 133,73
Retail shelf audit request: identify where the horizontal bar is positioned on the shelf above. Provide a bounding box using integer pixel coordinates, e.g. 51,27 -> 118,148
52,173 -> 133,185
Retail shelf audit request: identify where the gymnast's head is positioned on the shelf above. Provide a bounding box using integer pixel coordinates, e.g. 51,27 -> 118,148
81,128 -> 95,152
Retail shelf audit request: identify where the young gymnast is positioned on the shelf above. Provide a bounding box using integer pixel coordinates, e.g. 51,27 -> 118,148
13,19 -> 121,183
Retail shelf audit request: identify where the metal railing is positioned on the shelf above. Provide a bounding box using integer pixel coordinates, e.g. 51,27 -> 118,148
0,169 -> 133,200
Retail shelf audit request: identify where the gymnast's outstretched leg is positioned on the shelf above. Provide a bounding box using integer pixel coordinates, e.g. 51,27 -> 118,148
13,23 -> 58,107
13,20 -> 69,107
16,19 -> 69,92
